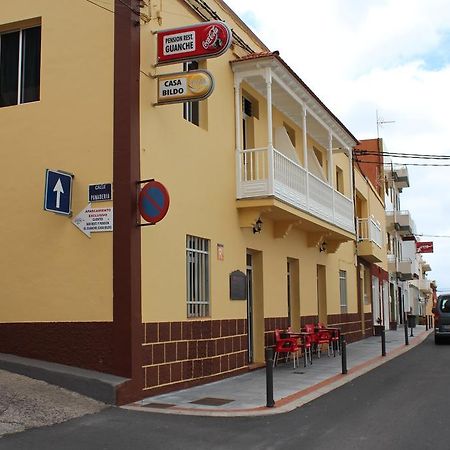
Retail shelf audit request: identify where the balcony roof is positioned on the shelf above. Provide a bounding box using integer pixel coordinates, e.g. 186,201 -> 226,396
231,52 -> 359,150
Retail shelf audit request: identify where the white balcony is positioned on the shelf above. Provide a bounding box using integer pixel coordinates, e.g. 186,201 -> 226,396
236,146 -> 354,233
357,217 -> 382,247
386,210 -> 416,235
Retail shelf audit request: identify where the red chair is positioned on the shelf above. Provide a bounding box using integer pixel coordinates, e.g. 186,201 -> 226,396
304,323 -> 319,356
273,329 -> 300,368
316,328 -> 333,357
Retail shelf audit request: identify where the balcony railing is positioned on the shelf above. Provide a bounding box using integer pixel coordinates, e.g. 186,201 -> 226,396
386,210 -> 416,235
237,146 -> 354,233
357,217 -> 383,248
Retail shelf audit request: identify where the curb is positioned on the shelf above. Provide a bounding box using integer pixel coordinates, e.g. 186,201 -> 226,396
123,329 -> 432,417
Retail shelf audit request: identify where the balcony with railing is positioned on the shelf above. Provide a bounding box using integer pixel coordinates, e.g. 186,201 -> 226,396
236,146 -> 354,234
232,53 -> 358,241
356,216 -> 383,262
386,210 -> 416,236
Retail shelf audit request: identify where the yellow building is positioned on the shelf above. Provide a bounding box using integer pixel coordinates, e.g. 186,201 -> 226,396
1,0 -> 366,403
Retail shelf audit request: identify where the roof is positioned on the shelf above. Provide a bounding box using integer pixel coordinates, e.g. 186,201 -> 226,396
231,52 -> 359,146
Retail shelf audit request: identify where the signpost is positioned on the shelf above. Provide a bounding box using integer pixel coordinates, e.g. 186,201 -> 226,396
138,180 -> 170,224
157,21 -> 232,65
416,241 -> 434,253
157,70 -> 214,105
89,183 -> 112,202
72,204 -> 113,237
44,169 -> 73,216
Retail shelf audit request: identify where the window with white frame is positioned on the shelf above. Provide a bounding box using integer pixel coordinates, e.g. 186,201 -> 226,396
0,24 -> 41,107
339,270 -> 348,314
186,235 -> 210,317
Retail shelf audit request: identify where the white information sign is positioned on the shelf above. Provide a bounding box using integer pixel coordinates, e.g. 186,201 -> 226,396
72,204 -> 113,238
159,77 -> 188,101
163,31 -> 196,56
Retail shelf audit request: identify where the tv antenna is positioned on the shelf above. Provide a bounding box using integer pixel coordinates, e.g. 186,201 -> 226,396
376,109 -> 395,138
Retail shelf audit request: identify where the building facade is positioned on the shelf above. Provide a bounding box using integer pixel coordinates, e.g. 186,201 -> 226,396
1,0 -> 426,403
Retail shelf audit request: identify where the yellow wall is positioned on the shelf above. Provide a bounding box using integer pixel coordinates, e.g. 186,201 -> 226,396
0,1 -> 114,321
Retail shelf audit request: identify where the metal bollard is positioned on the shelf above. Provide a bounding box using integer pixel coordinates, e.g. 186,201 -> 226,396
381,329 -> 386,356
265,347 -> 275,408
404,313 -> 409,346
341,334 -> 347,374
425,315 -> 429,331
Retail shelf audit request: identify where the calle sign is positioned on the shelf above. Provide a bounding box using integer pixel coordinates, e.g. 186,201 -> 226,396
416,241 -> 434,253
157,21 -> 232,65
157,70 -> 214,105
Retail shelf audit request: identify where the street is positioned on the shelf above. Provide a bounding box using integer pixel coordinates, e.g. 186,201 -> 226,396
0,334 -> 447,449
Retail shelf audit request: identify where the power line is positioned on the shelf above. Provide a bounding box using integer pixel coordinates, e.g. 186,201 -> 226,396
85,0 -> 114,13
354,159 -> 450,167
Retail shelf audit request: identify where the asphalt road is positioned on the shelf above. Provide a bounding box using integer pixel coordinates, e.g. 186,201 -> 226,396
1,334 -> 448,450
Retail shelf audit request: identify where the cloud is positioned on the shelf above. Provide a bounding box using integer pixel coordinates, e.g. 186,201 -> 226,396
225,0 -> 450,288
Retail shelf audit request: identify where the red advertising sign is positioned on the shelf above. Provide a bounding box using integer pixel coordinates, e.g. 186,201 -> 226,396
416,241 -> 434,253
157,21 -> 232,65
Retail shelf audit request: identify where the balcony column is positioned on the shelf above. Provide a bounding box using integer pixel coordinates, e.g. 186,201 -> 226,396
347,145 -> 354,218
328,130 -> 335,219
234,76 -> 242,198
302,104 -> 309,207
265,67 -> 274,195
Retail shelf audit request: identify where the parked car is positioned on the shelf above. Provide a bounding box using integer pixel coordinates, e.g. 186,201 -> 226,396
433,294 -> 450,344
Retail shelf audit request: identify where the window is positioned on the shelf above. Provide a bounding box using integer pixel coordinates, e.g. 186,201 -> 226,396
183,61 -> 199,126
313,147 -> 323,167
0,25 -> 41,107
335,166 -> 344,194
242,91 -> 258,149
339,270 -> 348,314
283,122 -> 296,147
186,235 -> 210,317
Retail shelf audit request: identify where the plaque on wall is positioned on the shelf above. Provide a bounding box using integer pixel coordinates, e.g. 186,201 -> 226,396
229,270 -> 247,300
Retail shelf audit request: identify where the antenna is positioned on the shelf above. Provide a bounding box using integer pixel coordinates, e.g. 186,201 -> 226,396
376,109 -> 395,138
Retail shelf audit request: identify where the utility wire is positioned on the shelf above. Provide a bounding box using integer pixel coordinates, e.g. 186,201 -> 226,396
354,159 -> 450,167
85,0 -> 114,13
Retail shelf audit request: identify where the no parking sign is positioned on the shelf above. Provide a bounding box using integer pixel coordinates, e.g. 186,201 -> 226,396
138,180 -> 170,224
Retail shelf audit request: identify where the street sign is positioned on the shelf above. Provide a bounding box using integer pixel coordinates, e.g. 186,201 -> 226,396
88,183 -> 112,202
157,21 -> 232,65
416,241 -> 433,253
157,70 -> 214,105
44,169 -> 73,215
72,204 -> 113,237
138,180 -> 170,224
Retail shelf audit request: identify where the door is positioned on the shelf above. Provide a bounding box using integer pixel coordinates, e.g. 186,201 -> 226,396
372,275 -> 380,324
246,252 -> 254,363
317,265 -> 327,324
287,259 -> 300,330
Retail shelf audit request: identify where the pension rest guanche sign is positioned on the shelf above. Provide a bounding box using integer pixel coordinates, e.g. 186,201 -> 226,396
156,20 -> 232,65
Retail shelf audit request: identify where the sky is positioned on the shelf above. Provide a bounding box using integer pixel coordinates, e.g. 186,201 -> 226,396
225,0 -> 450,291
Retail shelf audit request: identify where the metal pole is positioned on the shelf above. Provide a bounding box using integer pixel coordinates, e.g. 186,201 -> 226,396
381,329 -> 386,356
265,347 -> 275,408
341,334 -> 347,374
425,315 -> 429,331
404,312 -> 409,345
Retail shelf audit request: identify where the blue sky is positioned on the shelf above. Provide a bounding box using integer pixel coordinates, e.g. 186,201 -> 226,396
225,0 -> 450,290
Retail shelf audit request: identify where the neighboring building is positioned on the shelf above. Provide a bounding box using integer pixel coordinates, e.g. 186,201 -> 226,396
354,139 -> 389,334
411,255 -> 433,316
384,158 -> 422,324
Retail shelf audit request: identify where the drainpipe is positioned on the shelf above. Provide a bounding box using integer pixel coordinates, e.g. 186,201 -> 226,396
234,76 -> 242,198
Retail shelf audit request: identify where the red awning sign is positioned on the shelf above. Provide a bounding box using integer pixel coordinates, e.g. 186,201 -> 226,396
157,21 -> 232,65
416,241 -> 434,253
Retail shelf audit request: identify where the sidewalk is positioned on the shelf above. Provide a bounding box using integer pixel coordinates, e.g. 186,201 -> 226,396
125,326 -> 431,417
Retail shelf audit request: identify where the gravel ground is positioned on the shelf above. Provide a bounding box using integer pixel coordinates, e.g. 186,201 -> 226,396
0,369 -> 107,437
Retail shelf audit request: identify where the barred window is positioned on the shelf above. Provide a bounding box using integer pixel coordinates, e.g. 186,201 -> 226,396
339,270 -> 348,314
186,235 -> 210,317
183,61 -> 199,126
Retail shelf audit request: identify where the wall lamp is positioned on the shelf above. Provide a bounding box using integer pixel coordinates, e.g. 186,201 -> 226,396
319,241 -> 327,252
252,217 -> 263,234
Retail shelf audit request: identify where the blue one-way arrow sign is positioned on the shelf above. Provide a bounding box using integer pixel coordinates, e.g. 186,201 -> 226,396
44,169 -> 73,215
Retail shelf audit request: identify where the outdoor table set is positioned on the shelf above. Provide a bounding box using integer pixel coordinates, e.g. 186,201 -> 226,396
273,324 -> 341,369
